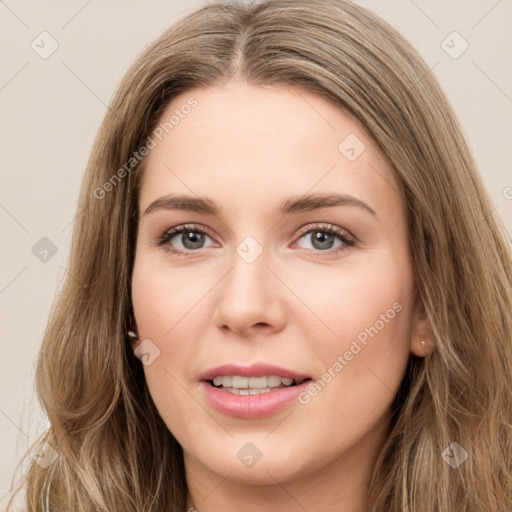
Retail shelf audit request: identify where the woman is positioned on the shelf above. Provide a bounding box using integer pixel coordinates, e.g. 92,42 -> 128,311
8,0 -> 512,510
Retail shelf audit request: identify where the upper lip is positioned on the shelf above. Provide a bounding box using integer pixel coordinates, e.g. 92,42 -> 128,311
199,362 -> 311,382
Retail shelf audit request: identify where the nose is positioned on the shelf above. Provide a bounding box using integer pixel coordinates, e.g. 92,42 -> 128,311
212,242 -> 287,337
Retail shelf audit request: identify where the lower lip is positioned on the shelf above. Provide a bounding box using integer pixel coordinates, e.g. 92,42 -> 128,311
200,380 -> 311,419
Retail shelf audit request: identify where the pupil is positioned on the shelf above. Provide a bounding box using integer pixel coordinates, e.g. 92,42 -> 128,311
183,231 -> 205,249
180,230 -> 334,251
312,231 -> 334,250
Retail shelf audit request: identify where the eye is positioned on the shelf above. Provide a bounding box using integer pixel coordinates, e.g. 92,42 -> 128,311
293,223 -> 356,256
157,224 -> 215,255
157,222 -> 356,257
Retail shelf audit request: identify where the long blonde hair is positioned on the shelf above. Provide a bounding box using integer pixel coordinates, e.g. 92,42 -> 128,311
7,1 -> 512,510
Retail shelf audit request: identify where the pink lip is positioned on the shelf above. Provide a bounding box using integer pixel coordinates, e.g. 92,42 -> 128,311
199,362 -> 312,419
200,380 -> 311,419
199,362 -> 310,382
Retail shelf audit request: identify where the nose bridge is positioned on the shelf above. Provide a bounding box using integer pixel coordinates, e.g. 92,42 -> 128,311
213,232 -> 285,333
225,235 -> 271,301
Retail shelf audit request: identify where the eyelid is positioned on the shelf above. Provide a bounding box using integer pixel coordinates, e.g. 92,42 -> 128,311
295,222 -> 354,240
156,223 -> 218,251
168,222 -> 216,238
292,222 -> 356,255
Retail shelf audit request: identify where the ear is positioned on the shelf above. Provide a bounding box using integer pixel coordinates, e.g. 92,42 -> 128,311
409,295 -> 435,357
127,314 -> 140,350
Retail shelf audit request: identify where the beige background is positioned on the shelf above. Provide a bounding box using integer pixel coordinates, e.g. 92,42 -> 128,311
1,0 -> 511,507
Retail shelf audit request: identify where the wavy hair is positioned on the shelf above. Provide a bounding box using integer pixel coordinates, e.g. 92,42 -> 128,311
7,1 -> 512,510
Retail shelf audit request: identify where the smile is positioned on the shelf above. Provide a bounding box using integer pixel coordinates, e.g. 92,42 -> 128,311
210,375 -> 308,395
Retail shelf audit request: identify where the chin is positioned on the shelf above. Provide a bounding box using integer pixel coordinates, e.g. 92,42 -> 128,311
186,437 -> 318,485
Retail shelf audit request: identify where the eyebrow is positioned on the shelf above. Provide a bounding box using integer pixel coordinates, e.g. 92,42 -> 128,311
141,193 -> 378,219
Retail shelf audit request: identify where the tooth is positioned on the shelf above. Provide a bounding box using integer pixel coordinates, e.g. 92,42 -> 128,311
232,376 -> 249,388
212,375 -> 300,389
248,376 -> 267,388
249,388 -> 272,394
221,376 -> 232,387
267,375 -> 282,387
237,388 -> 250,395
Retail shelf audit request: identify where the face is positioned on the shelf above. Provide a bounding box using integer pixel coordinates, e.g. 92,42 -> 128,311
131,81 -> 429,487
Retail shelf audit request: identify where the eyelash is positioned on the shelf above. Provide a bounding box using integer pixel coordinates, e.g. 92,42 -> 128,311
156,223 -> 357,257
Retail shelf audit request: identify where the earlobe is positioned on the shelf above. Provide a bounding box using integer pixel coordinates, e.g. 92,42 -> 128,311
127,329 -> 140,349
127,311 -> 140,349
411,338 -> 435,357
410,297 -> 436,357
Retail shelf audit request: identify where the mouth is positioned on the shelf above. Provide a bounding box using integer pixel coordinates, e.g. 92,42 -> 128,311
199,363 -> 313,418
206,375 -> 311,395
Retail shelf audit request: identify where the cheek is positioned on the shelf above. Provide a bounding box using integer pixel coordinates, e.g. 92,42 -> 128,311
290,249 -> 414,405
130,274 -> 197,446
131,250 -> 214,340
292,247 -> 414,348
130,252 -> 216,419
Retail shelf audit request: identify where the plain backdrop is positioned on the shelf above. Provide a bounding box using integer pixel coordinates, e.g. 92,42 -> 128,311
1,0 -> 511,507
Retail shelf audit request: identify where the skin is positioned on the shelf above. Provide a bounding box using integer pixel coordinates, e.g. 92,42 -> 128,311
131,81 -> 434,512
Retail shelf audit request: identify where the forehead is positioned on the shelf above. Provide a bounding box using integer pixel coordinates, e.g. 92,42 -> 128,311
138,82 -> 403,221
